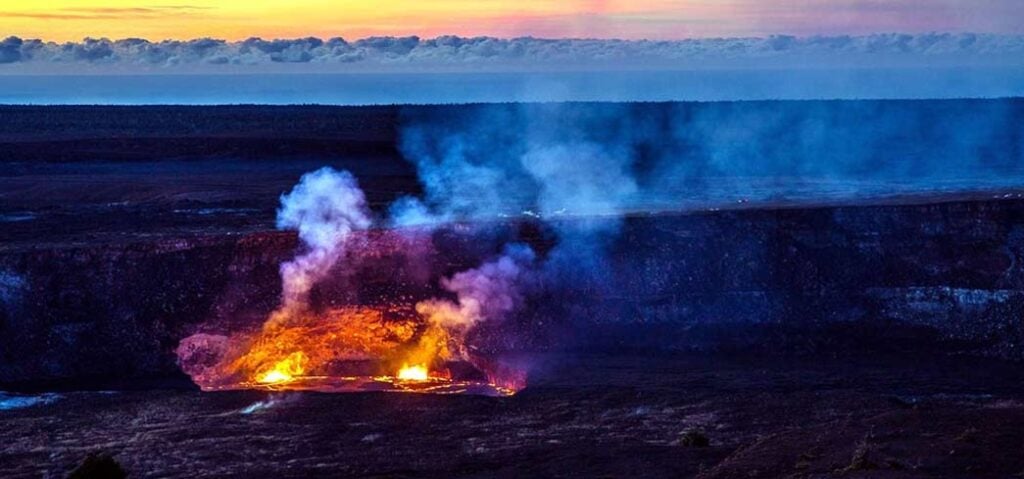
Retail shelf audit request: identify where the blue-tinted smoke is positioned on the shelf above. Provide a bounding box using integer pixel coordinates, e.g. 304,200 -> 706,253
397,102 -> 1023,220
392,104 -> 648,293
390,100 -> 1024,306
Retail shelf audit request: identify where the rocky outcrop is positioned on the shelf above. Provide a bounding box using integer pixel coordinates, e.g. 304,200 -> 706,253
0,234 -> 294,387
598,199 -> 1024,357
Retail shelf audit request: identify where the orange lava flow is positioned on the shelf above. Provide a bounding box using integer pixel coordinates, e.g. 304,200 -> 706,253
396,364 -> 430,381
180,305 -> 522,396
236,306 -> 440,384
255,352 -> 308,384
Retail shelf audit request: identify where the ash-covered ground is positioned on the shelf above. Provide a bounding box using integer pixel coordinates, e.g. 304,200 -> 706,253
2,101 -> 1024,477
4,354 -> 1024,478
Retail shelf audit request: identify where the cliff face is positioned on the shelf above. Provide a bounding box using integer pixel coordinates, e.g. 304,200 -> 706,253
2,197 -> 1023,387
0,234 -> 294,386
600,199 -> 1024,357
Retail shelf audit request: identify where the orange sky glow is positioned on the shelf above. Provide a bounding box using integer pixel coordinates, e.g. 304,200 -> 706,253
0,0 -> 1020,42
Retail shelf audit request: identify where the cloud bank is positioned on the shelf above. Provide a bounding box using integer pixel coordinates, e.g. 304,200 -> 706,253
1,33 -> 1022,72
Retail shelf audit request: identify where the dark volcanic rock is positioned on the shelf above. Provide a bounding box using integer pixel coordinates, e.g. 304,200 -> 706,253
68,452 -> 127,479
2,198 -> 1024,387
596,199 -> 1024,359
4,354 -> 1024,478
0,233 -> 295,387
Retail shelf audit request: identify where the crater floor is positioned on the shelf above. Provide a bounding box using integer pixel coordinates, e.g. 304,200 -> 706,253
4,353 -> 1024,478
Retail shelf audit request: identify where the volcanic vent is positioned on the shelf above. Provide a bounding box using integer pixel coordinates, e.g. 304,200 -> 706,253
176,168 -> 532,396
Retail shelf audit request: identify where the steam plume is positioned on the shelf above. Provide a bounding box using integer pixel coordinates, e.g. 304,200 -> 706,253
273,167 -> 372,321
409,244 -> 537,374
177,167 -> 374,385
418,244 -> 536,331
394,104 -> 646,291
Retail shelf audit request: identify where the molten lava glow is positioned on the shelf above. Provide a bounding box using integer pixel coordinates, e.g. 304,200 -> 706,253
257,370 -> 292,384
176,305 -> 527,395
255,351 -> 306,384
396,364 -> 430,381
172,185 -> 531,396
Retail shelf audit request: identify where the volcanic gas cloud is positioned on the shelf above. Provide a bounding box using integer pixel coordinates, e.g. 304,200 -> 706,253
177,105 -> 658,395
176,168 -> 537,395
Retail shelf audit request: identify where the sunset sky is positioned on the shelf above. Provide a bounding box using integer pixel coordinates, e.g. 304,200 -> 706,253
1,0 -> 1021,42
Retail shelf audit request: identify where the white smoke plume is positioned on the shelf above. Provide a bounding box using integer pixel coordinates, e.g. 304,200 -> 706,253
274,167 -> 373,318
177,167 -> 374,385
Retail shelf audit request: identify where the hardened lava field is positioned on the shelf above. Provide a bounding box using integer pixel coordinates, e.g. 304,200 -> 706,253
5,354 -> 1024,478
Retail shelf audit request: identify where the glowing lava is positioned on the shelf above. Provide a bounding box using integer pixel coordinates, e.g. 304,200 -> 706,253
172,175 -> 533,397
396,364 -> 430,381
256,352 -> 306,384
176,305 -> 527,395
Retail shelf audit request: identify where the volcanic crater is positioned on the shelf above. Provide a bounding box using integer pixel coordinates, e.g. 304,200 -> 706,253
3,101 -> 1024,478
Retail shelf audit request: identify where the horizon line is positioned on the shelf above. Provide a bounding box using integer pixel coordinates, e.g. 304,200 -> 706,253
4,31 -> 1019,45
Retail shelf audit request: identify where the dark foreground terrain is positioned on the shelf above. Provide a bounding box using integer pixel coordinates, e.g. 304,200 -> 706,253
2,101 -> 1024,477
4,354 -> 1024,478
